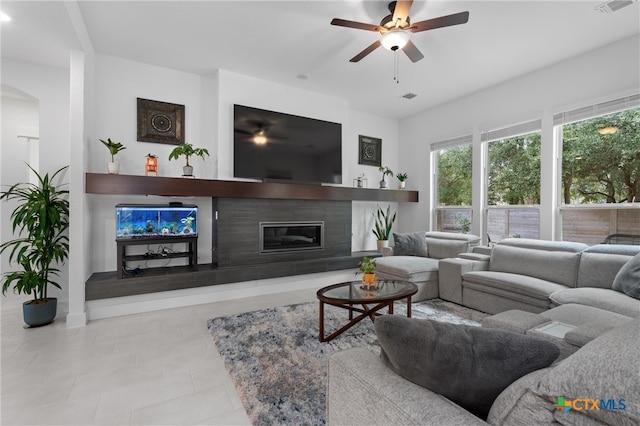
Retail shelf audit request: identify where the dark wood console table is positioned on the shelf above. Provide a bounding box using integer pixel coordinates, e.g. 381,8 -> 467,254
116,236 -> 198,279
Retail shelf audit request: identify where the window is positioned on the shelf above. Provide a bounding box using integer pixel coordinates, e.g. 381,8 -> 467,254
432,135 -> 472,233
560,107 -> 640,204
555,94 -> 640,245
482,120 -> 541,240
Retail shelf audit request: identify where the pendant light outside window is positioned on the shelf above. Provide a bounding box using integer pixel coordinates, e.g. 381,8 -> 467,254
381,30 -> 410,51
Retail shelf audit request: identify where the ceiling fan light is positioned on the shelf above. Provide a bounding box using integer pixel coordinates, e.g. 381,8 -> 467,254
253,132 -> 267,145
381,30 -> 410,51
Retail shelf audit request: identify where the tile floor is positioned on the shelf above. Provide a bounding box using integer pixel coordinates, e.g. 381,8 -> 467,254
1,287 -> 319,425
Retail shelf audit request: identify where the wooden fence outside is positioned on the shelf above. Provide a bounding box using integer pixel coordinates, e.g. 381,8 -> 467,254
436,206 -> 639,245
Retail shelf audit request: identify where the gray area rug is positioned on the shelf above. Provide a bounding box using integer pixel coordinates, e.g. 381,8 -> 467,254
207,298 -> 487,426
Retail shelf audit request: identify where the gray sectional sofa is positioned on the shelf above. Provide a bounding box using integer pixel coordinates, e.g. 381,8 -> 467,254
326,235 -> 640,425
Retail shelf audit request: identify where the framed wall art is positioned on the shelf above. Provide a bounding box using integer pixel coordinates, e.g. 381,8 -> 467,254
358,135 -> 381,167
137,98 -> 185,145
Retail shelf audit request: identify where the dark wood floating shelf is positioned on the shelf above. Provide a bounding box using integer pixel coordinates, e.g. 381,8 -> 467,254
85,173 -> 418,202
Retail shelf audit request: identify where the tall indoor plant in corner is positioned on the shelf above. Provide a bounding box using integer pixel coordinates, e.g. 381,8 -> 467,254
0,165 -> 69,327
372,205 -> 396,253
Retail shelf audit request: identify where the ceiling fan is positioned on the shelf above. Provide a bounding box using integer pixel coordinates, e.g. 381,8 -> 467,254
331,0 -> 469,63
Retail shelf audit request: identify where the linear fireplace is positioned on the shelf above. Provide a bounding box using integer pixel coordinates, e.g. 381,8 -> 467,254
260,221 -> 324,254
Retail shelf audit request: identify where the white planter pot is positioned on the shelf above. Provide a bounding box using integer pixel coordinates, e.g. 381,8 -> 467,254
376,240 -> 389,253
183,165 -> 194,176
379,179 -> 388,189
399,181 -> 406,189
107,162 -> 120,174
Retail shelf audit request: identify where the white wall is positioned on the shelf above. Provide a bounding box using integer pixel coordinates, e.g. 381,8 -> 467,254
399,35 -> 640,239
87,55 -> 217,272
0,95 -> 39,276
349,110 -> 401,251
1,58 -> 71,316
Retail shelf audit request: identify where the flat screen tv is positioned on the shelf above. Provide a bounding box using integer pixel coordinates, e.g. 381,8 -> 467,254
233,104 -> 342,184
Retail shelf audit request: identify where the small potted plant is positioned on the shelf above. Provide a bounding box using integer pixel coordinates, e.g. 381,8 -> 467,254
373,204 -> 396,252
168,143 -> 210,177
100,138 -> 127,174
356,257 -> 377,290
378,166 -> 393,189
396,172 -> 408,189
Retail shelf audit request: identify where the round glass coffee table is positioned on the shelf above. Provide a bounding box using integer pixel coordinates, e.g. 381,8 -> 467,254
316,280 -> 418,342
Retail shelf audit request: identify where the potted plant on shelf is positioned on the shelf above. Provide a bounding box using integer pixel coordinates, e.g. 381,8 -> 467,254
356,257 -> 377,290
378,166 -> 394,189
100,138 -> 127,174
372,204 -> 396,253
0,165 -> 69,327
168,143 -> 210,177
396,172 -> 408,189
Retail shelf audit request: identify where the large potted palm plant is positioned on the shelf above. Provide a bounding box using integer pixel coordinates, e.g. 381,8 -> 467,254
0,165 -> 69,327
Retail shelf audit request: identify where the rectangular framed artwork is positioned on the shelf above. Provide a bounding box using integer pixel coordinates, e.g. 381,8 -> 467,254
358,135 -> 381,167
137,98 -> 185,145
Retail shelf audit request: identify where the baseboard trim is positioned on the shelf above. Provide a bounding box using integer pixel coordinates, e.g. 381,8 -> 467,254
85,270 -> 356,321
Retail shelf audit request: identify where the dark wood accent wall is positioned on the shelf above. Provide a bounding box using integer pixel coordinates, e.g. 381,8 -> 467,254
215,199 -> 351,268
85,173 -> 418,202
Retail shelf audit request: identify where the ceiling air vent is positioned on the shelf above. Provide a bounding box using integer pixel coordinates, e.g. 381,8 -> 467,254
402,93 -> 417,100
595,0 -> 637,13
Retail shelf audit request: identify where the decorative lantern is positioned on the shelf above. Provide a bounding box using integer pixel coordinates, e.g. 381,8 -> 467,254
353,173 -> 368,188
145,154 -> 158,176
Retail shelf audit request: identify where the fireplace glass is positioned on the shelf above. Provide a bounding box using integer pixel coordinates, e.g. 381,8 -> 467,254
260,221 -> 324,253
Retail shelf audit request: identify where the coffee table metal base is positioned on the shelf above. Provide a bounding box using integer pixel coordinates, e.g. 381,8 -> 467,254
318,298 -> 413,342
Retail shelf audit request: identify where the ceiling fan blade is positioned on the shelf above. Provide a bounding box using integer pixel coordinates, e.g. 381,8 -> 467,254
331,18 -> 381,32
409,11 -> 469,33
350,40 -> 381,62
234,128 -> 254,136
392,0 -> 413,28
402,40 -> 424,63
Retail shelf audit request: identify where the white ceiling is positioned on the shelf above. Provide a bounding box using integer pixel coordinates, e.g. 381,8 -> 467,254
1,1 -> 639,119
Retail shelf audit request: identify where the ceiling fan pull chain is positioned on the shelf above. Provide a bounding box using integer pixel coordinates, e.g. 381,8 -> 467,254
394,50 -> 400,84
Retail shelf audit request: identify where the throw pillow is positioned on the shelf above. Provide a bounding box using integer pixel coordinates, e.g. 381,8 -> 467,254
392,232 -> 428,257
612,252 -> 640,299
374,315 -> 560,420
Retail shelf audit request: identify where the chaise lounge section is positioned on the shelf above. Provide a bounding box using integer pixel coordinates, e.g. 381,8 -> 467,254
374,231 -> 481,302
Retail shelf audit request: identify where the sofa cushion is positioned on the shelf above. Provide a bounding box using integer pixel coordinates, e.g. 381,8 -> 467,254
374,315 -> 560,420
540,303 -> 634,346
425,238 -> 470,260
375,256 -> 439,282
578,249 -> 638,289
463,271 -> 568,301
612,252 -> 640,299
537,318 -> 640,426
489,244 -> 581,288
550,287 -> 640,318
392,232 -> 428,257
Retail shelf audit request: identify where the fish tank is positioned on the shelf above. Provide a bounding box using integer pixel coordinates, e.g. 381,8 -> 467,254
116,204 -> 198,240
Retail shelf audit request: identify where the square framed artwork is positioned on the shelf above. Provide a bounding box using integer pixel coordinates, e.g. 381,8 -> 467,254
137,98 -> 185,145
358,135 -> 381,167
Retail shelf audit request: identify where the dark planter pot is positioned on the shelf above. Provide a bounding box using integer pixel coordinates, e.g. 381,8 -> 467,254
23,297 -> 57,327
